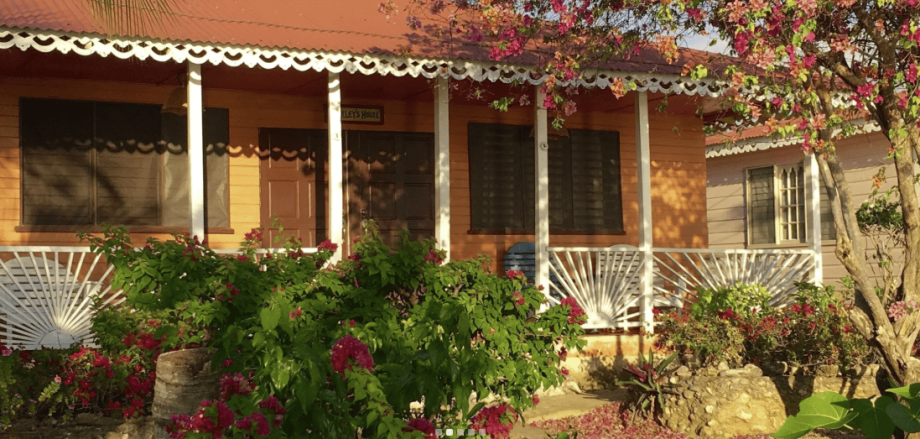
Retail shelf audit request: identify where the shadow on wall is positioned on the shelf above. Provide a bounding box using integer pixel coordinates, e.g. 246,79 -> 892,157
564,334 -> 652,391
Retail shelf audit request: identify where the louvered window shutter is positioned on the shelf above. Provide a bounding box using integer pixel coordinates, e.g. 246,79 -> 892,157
20,99 -> 94,225
469,123 -> 527,231
568,129 -> 622,233
20,98 -> 230,228
94,102 -> 161,226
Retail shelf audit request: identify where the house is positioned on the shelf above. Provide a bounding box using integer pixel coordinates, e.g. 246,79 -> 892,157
706,121 -> 895,287
0,0 -> 818,350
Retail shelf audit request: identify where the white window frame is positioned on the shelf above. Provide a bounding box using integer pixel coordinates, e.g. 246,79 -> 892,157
745,162 -> 834,248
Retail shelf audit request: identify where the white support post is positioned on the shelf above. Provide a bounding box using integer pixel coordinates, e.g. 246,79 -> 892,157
805,153 -> 824,284
187,62 -> 206,240
327,72 -> 344,263
534,86 -> 550,299
635,91 -> 655,333
434,76 -> 451,261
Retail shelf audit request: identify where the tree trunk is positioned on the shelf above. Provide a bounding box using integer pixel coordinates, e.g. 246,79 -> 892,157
152,347 -> 220,418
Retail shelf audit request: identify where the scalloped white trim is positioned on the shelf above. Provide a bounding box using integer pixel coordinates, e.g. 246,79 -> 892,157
0,27 -> 725,97
706,120 -> 882,158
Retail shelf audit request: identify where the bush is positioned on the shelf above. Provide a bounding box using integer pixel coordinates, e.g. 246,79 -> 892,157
82,224 -> 585,438
656,282 -> 872,373
0,304 -> 194,429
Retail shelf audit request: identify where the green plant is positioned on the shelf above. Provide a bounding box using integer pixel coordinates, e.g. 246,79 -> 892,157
616,350 -> 678,422
656,282 -> 872,372
771,382 -> 920,439
80,224 -> 586,438
655,311 -> 746,366
690,283 -> 772,321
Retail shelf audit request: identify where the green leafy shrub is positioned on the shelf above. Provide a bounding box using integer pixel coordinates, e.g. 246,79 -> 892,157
0,305 -> 195,429
657,282 -> 872,372
82,225 -> 585,438
772,382 -> 920,439
690,283 -> 772,321
0,346 -> 74,427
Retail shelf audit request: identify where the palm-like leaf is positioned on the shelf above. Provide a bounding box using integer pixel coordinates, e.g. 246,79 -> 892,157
83,0 -> 177,37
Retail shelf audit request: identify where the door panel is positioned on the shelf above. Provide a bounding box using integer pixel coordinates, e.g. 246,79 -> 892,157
347,131 -> 434,251
259,128 -> 327,247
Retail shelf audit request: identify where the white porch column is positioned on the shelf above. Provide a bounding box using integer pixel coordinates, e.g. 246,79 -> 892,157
187,62 -> 206,239
327,72 -> 344,263
534,86 -> 550,295
635,91 -> 655,333
805,153 -> 824,284
434,76 -> 451,260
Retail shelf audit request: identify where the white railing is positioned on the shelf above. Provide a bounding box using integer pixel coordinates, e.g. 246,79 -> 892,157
545,246 -> 817,330
653,248 -> 816,308
0,247 -> 121,350
0,246 -> 317,350
547,245 -> 647,329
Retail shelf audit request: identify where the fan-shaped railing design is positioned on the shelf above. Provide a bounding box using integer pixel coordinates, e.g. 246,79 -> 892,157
545,246 -> 817,329
548,245 -> 650,329
0,247 -> 122,350
0,247 -> 321,350
652,248 -> 816,308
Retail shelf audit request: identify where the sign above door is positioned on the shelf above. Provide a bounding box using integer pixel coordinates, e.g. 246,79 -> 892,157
323,105 -> 384,125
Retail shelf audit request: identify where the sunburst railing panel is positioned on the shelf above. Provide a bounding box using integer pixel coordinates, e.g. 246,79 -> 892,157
651,248 -> 816,308
0,247 -> 119,350
544,246 -> 816,329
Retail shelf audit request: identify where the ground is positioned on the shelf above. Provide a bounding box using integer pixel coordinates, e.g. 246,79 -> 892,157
1,392 -> 868,439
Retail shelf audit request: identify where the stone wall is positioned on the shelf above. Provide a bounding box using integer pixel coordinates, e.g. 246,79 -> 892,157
561,333 -> 656,391
660,364 -> 880,438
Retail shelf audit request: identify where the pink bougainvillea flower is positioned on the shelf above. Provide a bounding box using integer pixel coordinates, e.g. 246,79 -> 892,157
219,372 -> 253,401
317,240 -> 338,252
470,404 -> 517,439
330,334 -> 375,376
403,418 -> 437,439
560,297 -> 587,324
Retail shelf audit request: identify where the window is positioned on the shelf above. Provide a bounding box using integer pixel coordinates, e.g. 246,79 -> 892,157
467,123 -> 623,233
746,163 -> 836,246
20,98 -> 230,228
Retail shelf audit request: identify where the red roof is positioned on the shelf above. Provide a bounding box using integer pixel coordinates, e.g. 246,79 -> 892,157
0,0 -> 731,75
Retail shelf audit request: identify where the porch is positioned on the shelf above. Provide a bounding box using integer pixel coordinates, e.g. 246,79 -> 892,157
0,26 -> 822,348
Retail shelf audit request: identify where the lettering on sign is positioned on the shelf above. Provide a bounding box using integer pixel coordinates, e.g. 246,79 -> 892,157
326,105 -> 384,124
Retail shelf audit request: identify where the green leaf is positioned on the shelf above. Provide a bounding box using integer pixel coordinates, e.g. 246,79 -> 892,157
773,392 -> 856,439
261,307 -> 280,331
296,376 -> 318,412
886,399 -> 920,433
849,397 -> 895,439
271,361 -> 292,389
773,416 -> 821,439
887,383 -> 920,400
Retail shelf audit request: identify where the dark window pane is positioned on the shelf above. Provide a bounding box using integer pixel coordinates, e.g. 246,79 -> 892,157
468,123 -> 622,234
748,167 -> 776,244
94,102 -> 161,225
20,99 -> 231,229
568,129 -> 622,233
468,123 -> 527,230
20,98 -> 94,225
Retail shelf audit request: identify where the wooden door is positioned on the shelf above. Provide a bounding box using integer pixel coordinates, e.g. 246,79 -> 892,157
346,131 -> 435,252
258,128 -> 327,247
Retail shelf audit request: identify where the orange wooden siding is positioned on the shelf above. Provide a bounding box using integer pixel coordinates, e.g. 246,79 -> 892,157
0,77 -> 708,272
